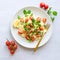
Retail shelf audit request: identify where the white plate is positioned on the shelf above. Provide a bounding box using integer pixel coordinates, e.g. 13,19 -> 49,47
11,6 -> 53,48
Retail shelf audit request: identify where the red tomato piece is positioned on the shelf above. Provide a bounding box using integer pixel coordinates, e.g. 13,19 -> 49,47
29,16 -> 33,20
6,40 -> 10,46
36,34 -> 40,37
25,18 -> 29,23
44,4 -> 48,10
13,44 -> 18,50
8,45 -> 13,50
20,18 -> 24,22
36,17 -> 41,21
31,36 -> 35,42
25,35 -> 30,40
42,18 -> 47,23
39,26 -> 44,30
10,41 -> 15,46
10,50 -> 15,54
40,2 -> 45,8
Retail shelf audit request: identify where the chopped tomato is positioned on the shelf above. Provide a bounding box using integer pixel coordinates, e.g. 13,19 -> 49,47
29,30 -> 32,33
20,18 -> 24,22
25,35 -> 30,40
26,25 -> 30,28
42,18 -> 47,23
39,26 -> 44,30
25,18 -> 29,23
36,17 -> 41,21
29,16 -> 33,20
18,31 -> 23,34
31,36 -> 35,42
36,34 -> 41,37
18,28 -> 23,34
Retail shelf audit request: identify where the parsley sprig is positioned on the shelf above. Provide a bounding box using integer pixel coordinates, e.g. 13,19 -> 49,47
47,7 -> 57,22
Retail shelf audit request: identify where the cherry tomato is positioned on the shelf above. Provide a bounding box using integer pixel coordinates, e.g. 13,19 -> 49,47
13,44 -> 18,50
25,35 -> 30,40
10,41 -> 15,46
8,45 -> 13,50
36,17 -> 41,21
44,4 -> 48,9
10,50 -> 15,54
40,2 -> 45,8
6,40 -> 10,46
39,26 -> 44,30
31,36 -> 35,42
42,18 -> 47,23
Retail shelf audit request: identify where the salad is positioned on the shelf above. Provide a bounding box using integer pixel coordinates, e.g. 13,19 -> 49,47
13,10 -> 48,42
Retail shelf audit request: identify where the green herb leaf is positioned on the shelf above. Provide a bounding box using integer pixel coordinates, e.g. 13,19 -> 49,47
31,18 -> 35,23
47,7 -> 52,15
28,10 -> 31,14
23,10 -> 27,14
51,17 -> 55,22
17,15 -> 20,19
52,11 -> 57,16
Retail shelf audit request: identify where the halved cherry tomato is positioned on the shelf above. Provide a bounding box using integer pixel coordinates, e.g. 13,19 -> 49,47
42,18 -> 47,23
29,16 -> 33,20
36,34 -> 41,37
18,30 -> 23,34
36,17 -> 41,21
31,36 -> 35,42
26,25 -> 30,28
25,18 -> 29,23
20,18 -> 24,22
29,30 -> 32,33
39,26 -> 44,30
40,2 -> 45,8
44,4 -> 48,10
18,28 -> 24,34
25,35 -> 30,40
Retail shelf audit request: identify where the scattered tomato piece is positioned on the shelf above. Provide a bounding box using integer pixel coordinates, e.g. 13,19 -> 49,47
36,17 -> 41,21
20,18 -> 24,22
36,34 -> 41,37
31,36 -> 35,42
42,18 -> 47,23
25,35 -> 30,40
39,26 -> 44,30
25,18 -> 29,23
29,16 -> 33,20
